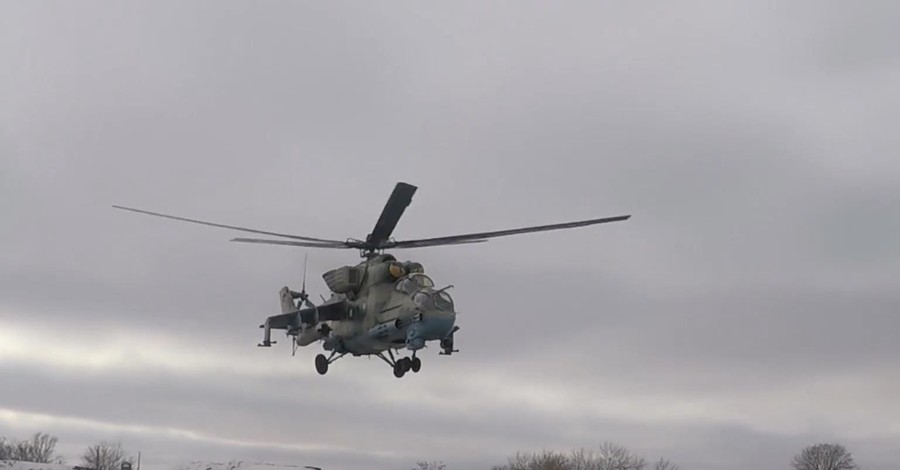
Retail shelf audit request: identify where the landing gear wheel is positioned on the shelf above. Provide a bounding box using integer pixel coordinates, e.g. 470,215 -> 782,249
393,361 -> 406,378
400,357 -> 412,372
411,357 -> 421,373
315,354 -> 329,375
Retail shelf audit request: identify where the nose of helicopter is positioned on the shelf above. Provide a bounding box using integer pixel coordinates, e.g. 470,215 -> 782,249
417,309 -> 456,341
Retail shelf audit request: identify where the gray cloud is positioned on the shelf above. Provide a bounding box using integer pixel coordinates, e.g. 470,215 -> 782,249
3,1 -> 899,469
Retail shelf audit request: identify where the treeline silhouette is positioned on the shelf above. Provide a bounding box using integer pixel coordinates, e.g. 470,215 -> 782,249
412,441 -> 859,470
1,432 -> 861,470
1,432 -> 132,470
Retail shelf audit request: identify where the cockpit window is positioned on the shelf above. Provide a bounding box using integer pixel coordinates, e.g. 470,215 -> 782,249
411,273 -> 434,287
434,291 -> 453,311
413,292 -> 434,310
396,277 -> 416,294
395,273 -> 435,294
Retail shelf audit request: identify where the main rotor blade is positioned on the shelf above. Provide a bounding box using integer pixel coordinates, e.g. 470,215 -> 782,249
231,238 -> 353,249
366,182 -> 417,247
112,205 -> 344,244
301,252 -> 308,292
389,238 -> 488,249
389,215 -> 631,248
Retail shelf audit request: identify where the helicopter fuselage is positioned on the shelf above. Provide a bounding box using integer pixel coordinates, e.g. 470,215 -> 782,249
289,254 -> 458,360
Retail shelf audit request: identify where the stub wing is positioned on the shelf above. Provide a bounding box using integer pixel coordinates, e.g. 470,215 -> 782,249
266,301 -> 350,330
258,300 -> 350,347
265,309 -> 315,331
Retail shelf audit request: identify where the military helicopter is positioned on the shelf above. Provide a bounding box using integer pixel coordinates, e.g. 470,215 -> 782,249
113,182 -> 629,378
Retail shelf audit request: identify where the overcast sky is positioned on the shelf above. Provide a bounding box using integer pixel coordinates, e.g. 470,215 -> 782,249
2,1 -> 900,469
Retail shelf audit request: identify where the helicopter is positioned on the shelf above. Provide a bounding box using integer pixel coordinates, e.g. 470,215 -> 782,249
113,182 -> 629,378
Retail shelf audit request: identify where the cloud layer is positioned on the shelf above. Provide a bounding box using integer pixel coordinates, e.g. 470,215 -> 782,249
3,1 -> 899,469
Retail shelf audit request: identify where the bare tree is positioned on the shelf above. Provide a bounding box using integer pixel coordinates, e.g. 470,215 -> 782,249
10,432 -> 59,463
492,444 -> 677,470
494,450 -> 569,470
412,461 -> 447,470
0,437 -> 12,460
82,441 -> 130,470
492,451 -> 527,470
652,458 -> 678,470
583,442 -> 646,470
0,433 -> 60,463
791,443 -> 858,470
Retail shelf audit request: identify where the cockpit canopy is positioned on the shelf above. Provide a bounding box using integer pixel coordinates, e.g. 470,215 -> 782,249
434,290 -> 453,311
396,273 -> 434,294
397,273 -> 454,311
413,290 -> 454,311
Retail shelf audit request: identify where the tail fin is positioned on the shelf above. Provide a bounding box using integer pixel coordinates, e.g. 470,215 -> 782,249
279,286 -> 297,313
280,254 -> 311,314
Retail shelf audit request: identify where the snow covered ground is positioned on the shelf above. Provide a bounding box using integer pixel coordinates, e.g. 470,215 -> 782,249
1,462 -> 313,470
173,461 -> 316,470
1,462 -> 74,470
